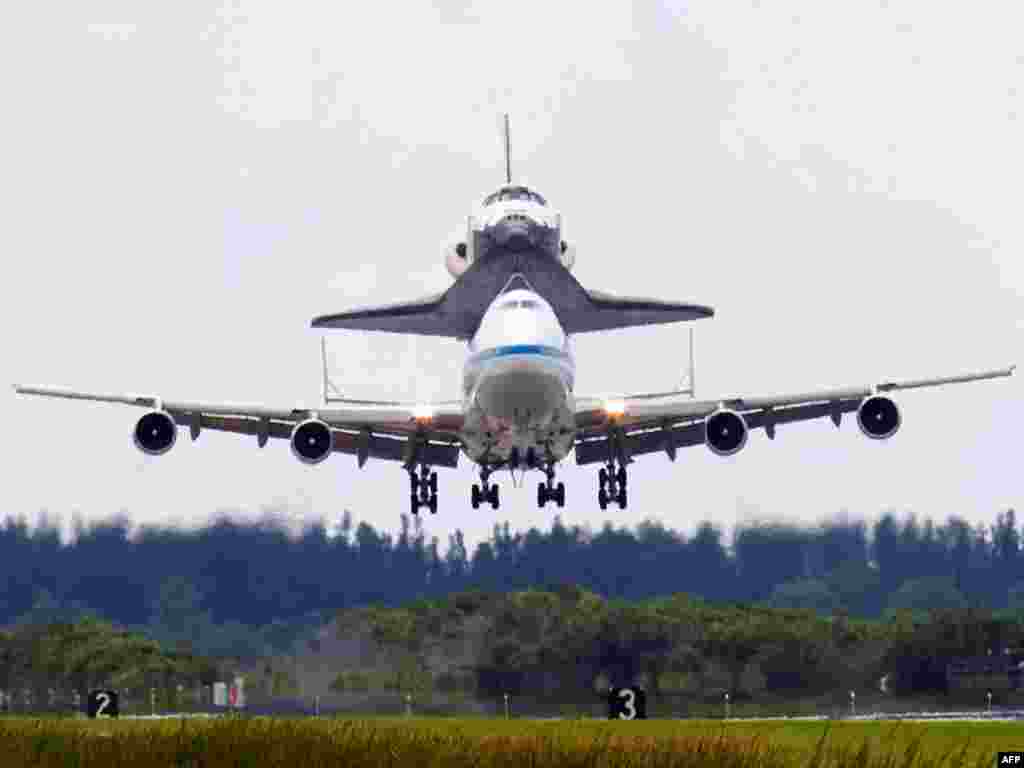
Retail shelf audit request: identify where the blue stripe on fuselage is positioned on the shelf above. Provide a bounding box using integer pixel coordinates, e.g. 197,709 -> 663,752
467,344 -> 568,366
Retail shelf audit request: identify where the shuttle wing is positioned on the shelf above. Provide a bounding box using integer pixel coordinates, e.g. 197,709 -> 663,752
572,365 -> 1015,465
573,289 -> 714,333
310,252 -> 714,339
311,291 -> 465,337
13,385 -> 464,468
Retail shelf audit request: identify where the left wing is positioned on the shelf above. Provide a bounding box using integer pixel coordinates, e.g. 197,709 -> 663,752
573,365 -> 1015,465
571,288 -> 714,334
13,385 -> 464,468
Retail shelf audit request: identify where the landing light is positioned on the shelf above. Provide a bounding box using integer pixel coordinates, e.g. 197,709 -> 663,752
604,400 -> 626,418
413,405 -> 435,424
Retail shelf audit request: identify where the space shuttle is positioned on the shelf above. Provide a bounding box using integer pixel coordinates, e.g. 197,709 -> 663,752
312,116 -> 714,339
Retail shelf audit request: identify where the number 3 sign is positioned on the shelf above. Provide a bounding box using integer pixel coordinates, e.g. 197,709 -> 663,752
607,686 -> 646,720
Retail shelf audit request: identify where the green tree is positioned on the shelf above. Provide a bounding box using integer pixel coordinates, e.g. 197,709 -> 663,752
886,577 -> 968,619
1008,582 -> 1024,616
769,579 -> 838,615
825,561 -> 883,617
149,577 -> 211,648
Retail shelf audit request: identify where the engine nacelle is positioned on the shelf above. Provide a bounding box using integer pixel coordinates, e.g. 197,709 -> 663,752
133,410 -> 177,456
445,241 -> 469,278
857,395 -> 900,440
705,408 -> 749,456
290,419 -> 333,464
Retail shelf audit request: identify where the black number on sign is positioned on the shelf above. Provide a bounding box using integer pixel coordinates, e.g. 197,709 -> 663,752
87,689 -> 119,718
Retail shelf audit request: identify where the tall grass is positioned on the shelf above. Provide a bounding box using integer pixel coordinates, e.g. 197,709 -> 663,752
0,716 -> 1005,767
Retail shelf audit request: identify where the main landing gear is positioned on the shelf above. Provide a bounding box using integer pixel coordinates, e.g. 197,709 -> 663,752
598,461 -> 628,510
471,466 -> 500,510
537,464 -> 565,509
408,463 -> 438,515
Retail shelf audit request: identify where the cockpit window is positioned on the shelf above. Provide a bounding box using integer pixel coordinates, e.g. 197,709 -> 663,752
498,298 -> 540,310
482,187 -> 547,207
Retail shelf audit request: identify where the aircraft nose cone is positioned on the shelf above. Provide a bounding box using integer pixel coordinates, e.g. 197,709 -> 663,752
489,216 -> 537,251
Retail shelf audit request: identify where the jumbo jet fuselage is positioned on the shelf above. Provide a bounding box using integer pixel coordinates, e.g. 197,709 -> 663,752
460,287 -> 576,467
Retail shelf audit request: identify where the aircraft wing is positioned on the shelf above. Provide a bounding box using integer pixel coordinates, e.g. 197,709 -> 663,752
310,291 -> 460,337
13,385 -> 464,468
572,365 -> 1015,465
572,289 -> 714,333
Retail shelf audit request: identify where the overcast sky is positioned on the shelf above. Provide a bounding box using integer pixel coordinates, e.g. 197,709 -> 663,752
4,1 -> 1021,557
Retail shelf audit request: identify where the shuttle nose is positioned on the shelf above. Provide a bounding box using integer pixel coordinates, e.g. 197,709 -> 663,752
488,215 -> 538,251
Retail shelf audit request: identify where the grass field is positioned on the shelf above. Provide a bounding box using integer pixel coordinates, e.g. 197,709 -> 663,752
0,715 -> 1015,767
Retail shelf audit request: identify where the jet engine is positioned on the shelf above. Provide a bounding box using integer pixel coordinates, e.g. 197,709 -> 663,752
290,419 -> 333,464
133,410 -> 177,455
857,395 -> 900,440
705,409 -> 749,456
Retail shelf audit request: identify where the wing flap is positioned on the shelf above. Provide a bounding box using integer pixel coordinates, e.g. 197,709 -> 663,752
170,412 -> 460,467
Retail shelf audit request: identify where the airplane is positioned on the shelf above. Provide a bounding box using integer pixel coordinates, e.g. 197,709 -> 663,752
12,271 -> 1015,516
312,115 -> 717,340
12,116 -> 1017,515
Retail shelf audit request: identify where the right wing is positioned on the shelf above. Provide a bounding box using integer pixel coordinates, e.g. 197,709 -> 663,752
311,291 -> 462,338
13,385 -> 465,468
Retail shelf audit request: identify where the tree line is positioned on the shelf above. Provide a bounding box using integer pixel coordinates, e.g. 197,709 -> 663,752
1,507 -> 1021,660
330,584 -> 1024,709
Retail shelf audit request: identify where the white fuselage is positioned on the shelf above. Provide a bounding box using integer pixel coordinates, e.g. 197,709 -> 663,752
459,288 -> 576,465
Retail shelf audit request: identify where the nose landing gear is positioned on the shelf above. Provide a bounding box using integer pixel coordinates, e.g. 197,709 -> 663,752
598,462 -> 627,509
537,463 -> 565,509
409,464 -> 438,515
471,466 -> 500,510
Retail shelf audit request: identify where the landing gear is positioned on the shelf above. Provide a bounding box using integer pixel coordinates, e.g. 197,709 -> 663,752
598,460 -> 628,509
471,466 -> 500,510
409,463 -> 438,515
536,464 -> 565,509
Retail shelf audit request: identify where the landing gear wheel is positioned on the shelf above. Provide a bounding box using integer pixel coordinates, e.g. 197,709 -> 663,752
429,472 -> 438,494
598,488 -> 608,510
555,482 -> 565,508
488,484 -> 500,509
616,466 -> 627,489
617,488 -> 627,509
599,467 -> 608,488
428,494 -> 438,515
410,493 -> 420,516
537,482 -> 548,508
471,484 -> 481,509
